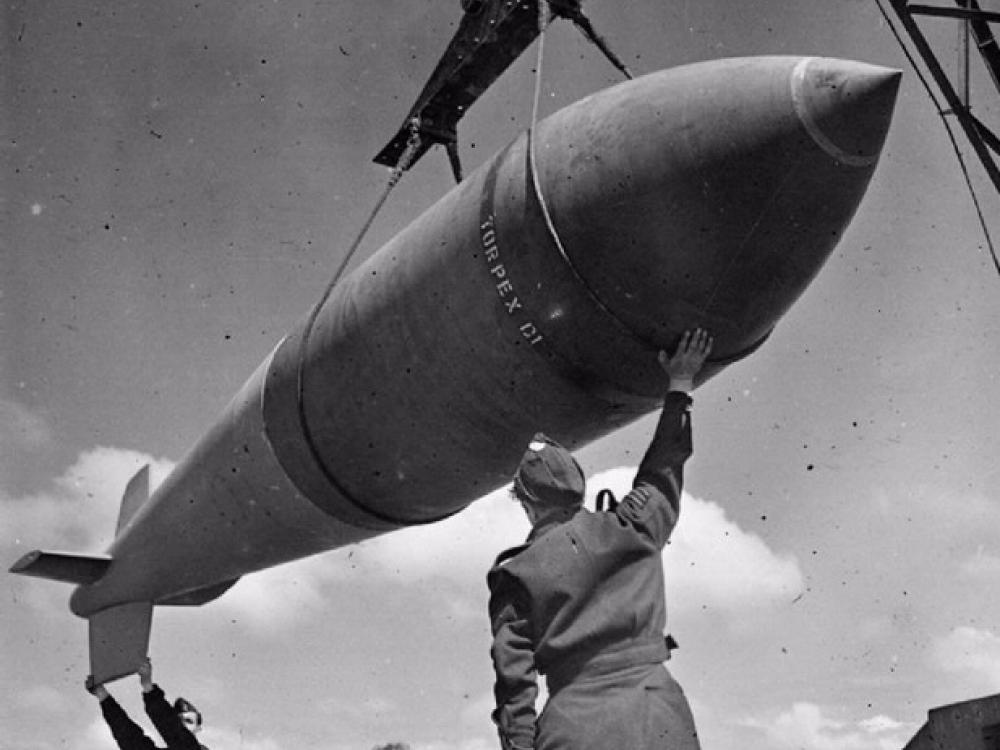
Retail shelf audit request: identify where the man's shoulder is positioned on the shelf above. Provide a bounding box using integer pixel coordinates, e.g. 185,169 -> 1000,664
489,510 -> 620,573
487,531 -> 564,587
567,502 -> 665,553
493,541 -> 530,567
488,542 -> 531,584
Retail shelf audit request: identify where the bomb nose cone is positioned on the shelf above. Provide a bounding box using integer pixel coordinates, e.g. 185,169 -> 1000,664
793,58 -> 902,167
526,56 -> 902,387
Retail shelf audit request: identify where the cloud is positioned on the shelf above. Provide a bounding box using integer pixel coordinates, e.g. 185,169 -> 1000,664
587,468 -> 804,617
859,715 -> 907,733
202,557 -> 334,633
7,451 -> 800,636
207,487 -> 527,634
211,464 -> 803,634
354,489 -> 527,584
742,702 -> 913,750
930,626 -> 1000,691
212,465 -> 805,635
4,446 -> 175,614
4,440 -> 522,634
4,446 -> 175,559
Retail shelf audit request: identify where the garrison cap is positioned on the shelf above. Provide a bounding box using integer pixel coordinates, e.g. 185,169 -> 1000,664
512,432 -> 585,509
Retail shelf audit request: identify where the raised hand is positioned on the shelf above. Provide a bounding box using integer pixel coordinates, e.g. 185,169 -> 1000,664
137,656 -> 154,692
657,328 -> 713,392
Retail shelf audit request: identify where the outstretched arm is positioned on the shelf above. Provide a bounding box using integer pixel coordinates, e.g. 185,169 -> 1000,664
87,676 -> 158,750
618,329 -> 713,545
139,658 -> 201,750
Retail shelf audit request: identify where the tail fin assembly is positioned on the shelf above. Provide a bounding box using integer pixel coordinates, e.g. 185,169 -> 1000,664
9,462 -> 243,682
9,463 -> 151,586
9,464 -> 156,683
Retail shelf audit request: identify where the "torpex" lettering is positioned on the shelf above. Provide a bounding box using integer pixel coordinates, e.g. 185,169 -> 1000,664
479,214 -> 543,345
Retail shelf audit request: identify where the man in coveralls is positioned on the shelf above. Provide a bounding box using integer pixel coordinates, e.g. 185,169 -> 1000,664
86,657 -> 207,750
488,328 -> 712,750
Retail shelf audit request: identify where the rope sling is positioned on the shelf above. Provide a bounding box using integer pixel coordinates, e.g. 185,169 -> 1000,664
290,1 -> 637,525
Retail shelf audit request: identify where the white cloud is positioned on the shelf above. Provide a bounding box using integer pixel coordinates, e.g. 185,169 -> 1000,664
4,441 -> 523,634
7,452 -> 799,636
930,626 -> 1000,691
207,487 -> 527,633
53,446 -> 174,508
202,551 -> 341,634
5,446 -> 175,555
588,468 -> 804,617
859,715 -> 906,733
742,702 -> 912,750
209,463 -> 803,634
355,489 -> 527,584
192,480 -> 524,633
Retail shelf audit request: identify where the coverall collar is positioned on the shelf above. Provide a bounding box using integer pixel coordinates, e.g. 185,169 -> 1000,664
527,507 -> 583,543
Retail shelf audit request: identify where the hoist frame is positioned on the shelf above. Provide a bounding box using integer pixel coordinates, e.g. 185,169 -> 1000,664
371,0 -> 630,183
887,0 -> 1000,194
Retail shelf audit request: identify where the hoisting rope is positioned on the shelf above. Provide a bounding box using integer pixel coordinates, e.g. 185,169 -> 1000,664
290,118 -> 425,527
527,0 -> 659,354
316,117 -> 424,299
527,1 -> 590,288
873,0 -> 1000,277
289,2 -> 640,518
297,115 -> 422,366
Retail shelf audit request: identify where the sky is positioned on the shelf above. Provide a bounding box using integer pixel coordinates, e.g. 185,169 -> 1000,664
3,1 -> 1000,749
